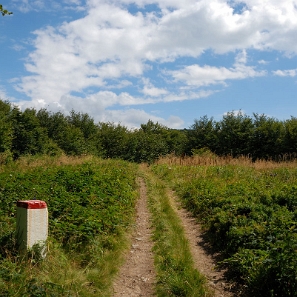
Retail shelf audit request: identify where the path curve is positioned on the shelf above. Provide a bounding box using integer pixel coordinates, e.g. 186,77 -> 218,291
113,178 -> 156,297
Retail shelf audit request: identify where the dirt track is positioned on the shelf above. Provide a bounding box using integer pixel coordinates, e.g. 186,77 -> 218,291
113,176 -> 235,297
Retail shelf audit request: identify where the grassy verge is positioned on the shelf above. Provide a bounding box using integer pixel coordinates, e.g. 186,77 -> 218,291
151,162 -> 297,297
140,166 -> 211,297
0,156 -> 138,296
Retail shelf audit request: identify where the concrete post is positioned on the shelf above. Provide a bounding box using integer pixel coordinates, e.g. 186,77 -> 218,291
16,200 -> 48,258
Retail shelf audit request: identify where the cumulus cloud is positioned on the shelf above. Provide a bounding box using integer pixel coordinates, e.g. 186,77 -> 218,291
102,109 -> 184,129
18,93 -> 184,129
141,78 -> 168,96
168,51 -> 266,87
273,69 -> 297,77
13,0 -> 297,127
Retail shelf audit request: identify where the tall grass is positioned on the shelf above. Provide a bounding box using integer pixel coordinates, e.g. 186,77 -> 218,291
151,159 -> 297,296
0,156 -> 138,297
157,154 -> 297,169
0,154 -> 96,172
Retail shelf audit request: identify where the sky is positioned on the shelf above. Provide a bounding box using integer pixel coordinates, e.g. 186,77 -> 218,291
0,0 -> 297,129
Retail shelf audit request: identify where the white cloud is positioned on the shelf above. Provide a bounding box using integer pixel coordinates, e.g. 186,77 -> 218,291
258,60 -> 269,65
11,0 -> 49,12
13,0 -> 297,127
105,80 -> 133,89
11,44 -> 26,52
102,109 -> 184,129
223,110 -> 246,117
235,50 -> 248,65
0,87 -> 18,104
64,0 -> 82,5
273,69 -> 297,77
18,93 -> 184,128
16,87 -> 212,128
0,88 -> 8,100
161,89 -> 216,102
168,51 -> 266,87
141,78 -> 168,96
11,0 -> 85,12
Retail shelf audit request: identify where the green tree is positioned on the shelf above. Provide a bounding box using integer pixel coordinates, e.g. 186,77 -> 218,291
37,109 -> 88,155
37,109 -> 93,156
125,129 -> 167,163
0,100 -> 13,163
56,125 -> 86,155
250,113 -> 285,160
0,4 -> 12,16
66,110 -> 98,154
66,110 -> 97,139
164,129 -> 187,156
10,108 -> 50,158
216,111 -> 254,156
140,120 -> 167,134
96,122 -> 129,159
139,120 -> 171,163
282,117 -> 297,156
36,110 -> 67,140
140,120 -> 187,156
186,115 -> 217,155
0,100 -> 13,153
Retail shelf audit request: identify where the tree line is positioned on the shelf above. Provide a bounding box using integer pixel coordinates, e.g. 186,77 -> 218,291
187,112 -> 297,160
0,99 -> 296,163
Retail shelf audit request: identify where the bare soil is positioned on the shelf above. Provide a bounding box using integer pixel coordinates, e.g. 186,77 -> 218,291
113,178 -> 156,296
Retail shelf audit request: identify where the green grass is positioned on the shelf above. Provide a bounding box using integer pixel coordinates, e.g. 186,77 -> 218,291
0,156 -> 138,296
151,163 -> 297,297
141,167 -> 211,297
5,154 -> 295,296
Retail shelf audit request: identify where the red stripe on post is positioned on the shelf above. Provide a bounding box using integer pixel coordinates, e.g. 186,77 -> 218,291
17,200 -> 47,209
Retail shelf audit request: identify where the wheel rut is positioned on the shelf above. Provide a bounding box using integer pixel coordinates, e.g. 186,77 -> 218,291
166,188 -> 236,297
113,177 -> 156,297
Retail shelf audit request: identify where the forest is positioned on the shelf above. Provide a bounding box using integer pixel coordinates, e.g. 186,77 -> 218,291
1,98 -> 297,164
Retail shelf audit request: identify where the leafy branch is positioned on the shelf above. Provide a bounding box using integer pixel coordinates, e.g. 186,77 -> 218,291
0,4 -> 12,16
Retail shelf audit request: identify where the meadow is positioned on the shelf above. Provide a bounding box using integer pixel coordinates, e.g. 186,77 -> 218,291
0,156 -> 138,296
1,154 -> 297,296
153,155 -> 297,296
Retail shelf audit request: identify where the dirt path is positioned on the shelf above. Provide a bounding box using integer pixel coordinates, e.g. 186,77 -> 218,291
166,188 -> 235,297
113,178 -> 156,297
113,173 -> 236,297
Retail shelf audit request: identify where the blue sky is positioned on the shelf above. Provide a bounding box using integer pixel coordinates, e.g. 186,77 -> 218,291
0,0 -> 297,128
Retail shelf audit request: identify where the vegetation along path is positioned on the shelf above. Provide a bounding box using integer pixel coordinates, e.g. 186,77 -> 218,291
113,165 -> 235,296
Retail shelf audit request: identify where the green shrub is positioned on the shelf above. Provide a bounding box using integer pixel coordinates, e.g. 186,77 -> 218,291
152,164 -> 297,296
0,158 -> 138,296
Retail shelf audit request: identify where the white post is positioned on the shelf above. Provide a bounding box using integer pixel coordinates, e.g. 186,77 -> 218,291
16,200 -> 48,258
